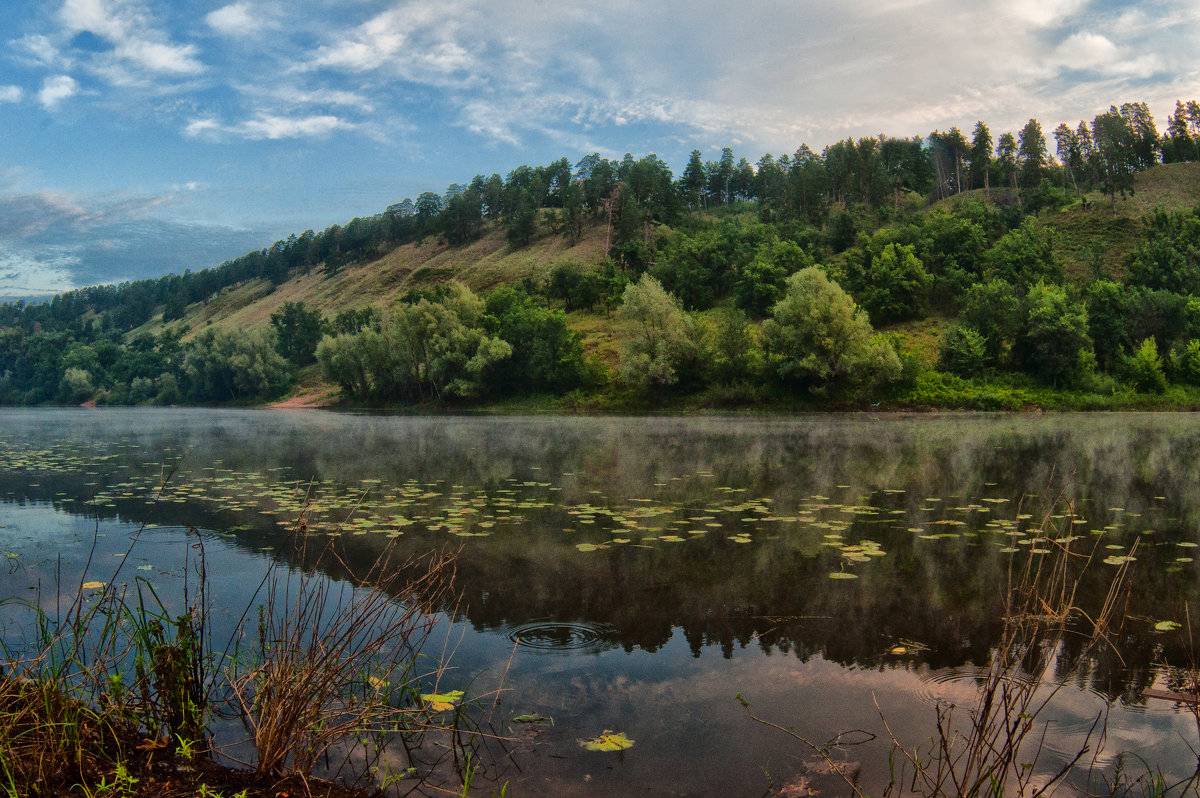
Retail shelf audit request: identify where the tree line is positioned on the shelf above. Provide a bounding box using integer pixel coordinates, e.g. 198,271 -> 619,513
3,98 -> 1200,407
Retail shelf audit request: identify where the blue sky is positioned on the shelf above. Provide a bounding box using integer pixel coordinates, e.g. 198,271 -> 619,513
1,0 -> 1197,299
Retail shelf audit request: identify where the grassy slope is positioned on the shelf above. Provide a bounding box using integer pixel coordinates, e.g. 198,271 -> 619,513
137,162 -> 1200,406
142,221 -> 609,341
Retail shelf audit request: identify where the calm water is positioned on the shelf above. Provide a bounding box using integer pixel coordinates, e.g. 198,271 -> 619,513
3,409 -> 1200,795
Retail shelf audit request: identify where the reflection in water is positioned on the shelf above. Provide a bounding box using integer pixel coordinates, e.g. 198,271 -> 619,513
505,619 -> 621,654
3,409 -> 1200,794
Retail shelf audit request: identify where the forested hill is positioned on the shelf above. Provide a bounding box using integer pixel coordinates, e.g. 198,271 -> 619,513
5,101 -> 1200,410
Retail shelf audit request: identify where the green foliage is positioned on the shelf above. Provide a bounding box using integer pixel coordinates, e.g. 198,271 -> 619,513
853,242 -> 932,324
483,285 -> 586,394
733,239 -> 812,317
1015,283 -> 1092,387
709,306 -> 762,384
58,366 -> 95,404
1169,339 -> 1200,385
1085,280 -> 1130,370
960,280 -> 1021,367
1118,337 -> 1167,393
183,329 -> 292,402
546,262 -> 603,311
762,267 -> 901,396
270,301 -> 326,366
982,220 -> 1063,287
937,325 -> 988,377
616,274 -> 705,389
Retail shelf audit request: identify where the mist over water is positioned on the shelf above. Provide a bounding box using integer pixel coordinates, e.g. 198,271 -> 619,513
3,409 -> 1200,794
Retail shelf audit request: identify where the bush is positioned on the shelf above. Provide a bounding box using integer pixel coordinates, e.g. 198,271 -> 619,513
938,325 -> 988,377
1118,338 -> 1168,393
762,267 -> 900,397
616,274 -> 706,388
1015,283 -> 1092,387
1169,339 -> 1200,385
183,328 -> 292,403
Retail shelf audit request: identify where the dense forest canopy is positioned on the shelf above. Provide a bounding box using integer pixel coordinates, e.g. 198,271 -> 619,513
4,100 -> 1200,409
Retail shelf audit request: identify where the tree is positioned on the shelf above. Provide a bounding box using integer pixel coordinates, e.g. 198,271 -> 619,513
982,220 -> 1063,288
616,274 -> 705,388
1017,119 -> 1049,189
1015,283 -> 1091,386
855,243 -> 933,324
681,149 -> 706,209
996,133 -> 1018,189
1053,123 -> 1081,193
762,267 -> 901,396
270,301 -> 326,366
734,239 -> 813,317
483,285 -> 586,394
961,280 -> 1021,367
1118,337 -> 1167,392
938,325 -> 988,377
183,329 -> 292,402
968,122 -> 993,193
1090,108 -> 1138,212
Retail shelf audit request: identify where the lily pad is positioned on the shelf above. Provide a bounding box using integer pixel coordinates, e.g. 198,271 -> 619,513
580,730 -> 634,752
1155,620 -> 1182,632
513,713 -> 552,724
421,690 -> 464,712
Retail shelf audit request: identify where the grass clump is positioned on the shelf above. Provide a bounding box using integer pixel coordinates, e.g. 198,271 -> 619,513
0,510 -> 465,797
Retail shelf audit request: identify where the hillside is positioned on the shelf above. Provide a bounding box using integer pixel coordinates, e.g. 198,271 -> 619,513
149,162 -> 1200,347
146,223 -> 610,340
6,150 -> 1200,412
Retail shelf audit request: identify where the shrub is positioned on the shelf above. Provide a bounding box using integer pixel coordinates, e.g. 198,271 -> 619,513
1118,338 -> 1168,392
938,325 -> 988,377
762,267 -> 901,397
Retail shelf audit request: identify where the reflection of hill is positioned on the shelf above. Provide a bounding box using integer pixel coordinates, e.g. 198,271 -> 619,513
3,409 -> 1200,700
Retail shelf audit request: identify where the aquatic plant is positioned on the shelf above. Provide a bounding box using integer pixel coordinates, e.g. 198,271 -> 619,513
0,504 -> 465,796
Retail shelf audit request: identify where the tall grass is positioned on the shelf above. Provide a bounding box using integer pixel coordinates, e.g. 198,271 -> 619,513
880,501 -> 1135,797
0,504 -> 464,796
229,532 -> 457,779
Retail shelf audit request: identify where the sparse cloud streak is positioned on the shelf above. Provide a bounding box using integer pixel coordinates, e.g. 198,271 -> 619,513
0,0 -> 1198,296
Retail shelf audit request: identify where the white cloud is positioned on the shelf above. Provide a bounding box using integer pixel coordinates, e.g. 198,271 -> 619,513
1054,32 -> 1121,70
38,75 -> 79,109
11,34 -> 60,66
114,39 -> 203,74
58,0 -> 206,77
206,3 -> 257,36
185,113 -> 354,140
306,0 -> 477,83
1002,0 -> 1087,28
0,86 -> 23,103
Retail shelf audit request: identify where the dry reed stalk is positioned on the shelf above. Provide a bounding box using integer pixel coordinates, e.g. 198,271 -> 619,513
228,526 -> 459,781
880,498 -> 1135,798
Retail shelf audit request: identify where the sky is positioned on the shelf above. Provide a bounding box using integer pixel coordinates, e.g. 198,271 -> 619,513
1,0 -> 1198,300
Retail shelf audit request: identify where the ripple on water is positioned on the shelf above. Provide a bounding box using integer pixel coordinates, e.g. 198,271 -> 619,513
913,666 -> 1133,764
505,620 -> 619,654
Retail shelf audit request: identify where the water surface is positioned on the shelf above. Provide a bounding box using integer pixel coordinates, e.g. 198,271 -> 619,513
2,409 -> 1199,795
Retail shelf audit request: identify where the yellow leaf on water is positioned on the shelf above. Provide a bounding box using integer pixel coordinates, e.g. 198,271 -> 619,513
82,581 -> 107,589
421,690 -> 464,712
580,730 -> 635,752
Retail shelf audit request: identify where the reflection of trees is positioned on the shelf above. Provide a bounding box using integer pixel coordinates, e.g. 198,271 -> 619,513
5,409 -> 1200,700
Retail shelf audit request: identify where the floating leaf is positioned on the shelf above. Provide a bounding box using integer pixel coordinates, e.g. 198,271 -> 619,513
136,564 -> 154,571
81,581 -> 107,590
829,572 -> 858,580
513,713 -> 552,724
580,730 -> 634,752
1155,620 -> 1182,632
421,690 -> 464,712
